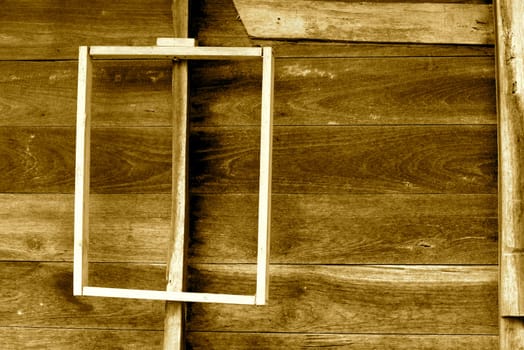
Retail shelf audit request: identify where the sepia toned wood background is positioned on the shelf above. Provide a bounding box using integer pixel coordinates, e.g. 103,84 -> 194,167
0,0 -> 504,348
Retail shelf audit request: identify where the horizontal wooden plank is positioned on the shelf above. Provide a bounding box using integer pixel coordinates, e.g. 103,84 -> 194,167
0,0 -> 173,60
189,125 -> 497,194
89,45 -> 263,60
0,126 -> 496,194
0,57 -> 495,127
0,327 -> 163,349
0,193 -> 497,264
194,0 -> 495,57
187,264 -> 498,334
187,332 -> 498,350
0,61 -> 172,127
0,127 -> 171,193
191,57 -> 496,125
0,262 -> 165,329
233,0 -> 494,45
0,262 -> 496,334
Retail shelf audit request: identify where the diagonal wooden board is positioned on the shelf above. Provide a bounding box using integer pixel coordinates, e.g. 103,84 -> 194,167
233,0 -> 494,45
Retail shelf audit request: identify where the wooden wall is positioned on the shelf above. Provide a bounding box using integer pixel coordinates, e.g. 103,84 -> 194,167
0,0 -> 499,349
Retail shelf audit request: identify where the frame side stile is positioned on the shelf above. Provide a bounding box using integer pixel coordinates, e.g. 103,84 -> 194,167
73,46 -> 92,296
256,47 -> 274,306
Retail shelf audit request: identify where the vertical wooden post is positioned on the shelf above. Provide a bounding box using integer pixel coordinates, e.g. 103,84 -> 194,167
495,0 -> 524,348
73,46 -> 92,296
164,1 -> 189,349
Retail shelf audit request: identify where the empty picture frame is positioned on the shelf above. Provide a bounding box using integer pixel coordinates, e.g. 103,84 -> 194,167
73,43 -> 274,305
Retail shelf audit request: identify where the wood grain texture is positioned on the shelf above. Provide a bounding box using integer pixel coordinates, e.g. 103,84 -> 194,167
0,193 -> 497,265
0,194 -> 169,263
0,127 -> 171,193
0,0 -> 173,60
191,57 -> 496,126
189,125 -> 497,194
233,0 -> 494,45
0,262 -> 165,329
187,332 -> 498,350
0,57 -> 495,127
0,61 -> 172,127
0,126 -> 496,194
192,0 -> 495,57
0,327 -> 163,350
187,264 -> 498,334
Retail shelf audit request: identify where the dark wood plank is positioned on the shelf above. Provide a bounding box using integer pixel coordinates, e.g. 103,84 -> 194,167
232,0 -> 494,45
0,127 -> 171,193
0,262 -> 165,329
190,125 -> 497,194
0,61 -> 172,127
0,57 -> 495,127
187,264 -> 498,334
191,57 -> 496,126
187,332 -> 498,350
0,0 -> 173,60
0,126 -> 496,194
0,327 -> 163,349
0,193 -> 497,265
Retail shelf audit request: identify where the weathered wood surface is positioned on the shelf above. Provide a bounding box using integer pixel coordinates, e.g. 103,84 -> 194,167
495,0 -> 524,319
191,57 -> 495,126
187,332 -> 498,350
0,262 -> 165,329
0,57 -> 495,127
187,264 -> 498,334
194,0 -> 495,57
0,0 -> 173,60
0,327 -> 163,349
0,126 -> 496,194
0,262 -> 497,334
0,193 -> 496,264
164,0 -> 190,348
233,0 -> 494,45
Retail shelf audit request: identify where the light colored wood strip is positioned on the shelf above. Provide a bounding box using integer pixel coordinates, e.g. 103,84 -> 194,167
156,38 -> 197,47
495,0 -> 524,347
89,46 -> 262,60
233,0 -> 494,45
495,0 -> 524,319
255,47 -> 274,306
73,46 -> 92,296
83,287 -> 256,305
164,2 -> 191,350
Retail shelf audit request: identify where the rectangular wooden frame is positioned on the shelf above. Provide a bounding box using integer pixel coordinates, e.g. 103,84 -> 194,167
73,44 -> 274,306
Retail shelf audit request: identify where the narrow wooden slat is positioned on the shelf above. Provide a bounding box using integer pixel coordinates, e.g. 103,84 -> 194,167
164,2 -> 191,349
0,126 -> 496,194
187,332 -> 498,350
0,57 -> 495,127
495,0 -> 524,347
0,193 -> 496,265
187,264 -> 498,334
255,47 -> 274,305
0,327 -> 163,349
0,0 -> 173,60
89,46 -> 262,60
233,0 -> 494,45
495,0 -> 524,319
83,287 -> 256,305
73,46 -> 91,295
